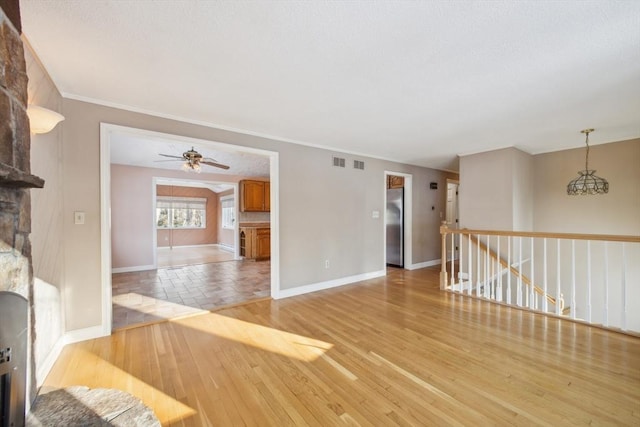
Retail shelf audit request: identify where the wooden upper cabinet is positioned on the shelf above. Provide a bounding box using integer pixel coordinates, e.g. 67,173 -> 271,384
264,183 -> 270,211
240,180 -> 270,212
388,176 -> 404,189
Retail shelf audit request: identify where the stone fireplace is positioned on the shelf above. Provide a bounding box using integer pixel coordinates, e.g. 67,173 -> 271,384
1,0 -> 45,423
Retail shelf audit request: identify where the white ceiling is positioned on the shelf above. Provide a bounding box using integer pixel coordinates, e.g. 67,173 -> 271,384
20,1 -> 640,171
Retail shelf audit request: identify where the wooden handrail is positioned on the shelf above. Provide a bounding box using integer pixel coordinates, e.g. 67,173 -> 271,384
466,234 -> 560,308
440,226 -> 640,243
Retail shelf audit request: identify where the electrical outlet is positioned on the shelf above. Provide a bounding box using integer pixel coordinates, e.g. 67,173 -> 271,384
74,211 -> 85,225
325,260 -> 330,269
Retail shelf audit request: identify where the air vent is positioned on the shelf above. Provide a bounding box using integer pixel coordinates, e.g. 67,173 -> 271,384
354,160 -> 365,170
332,156 -> 345,168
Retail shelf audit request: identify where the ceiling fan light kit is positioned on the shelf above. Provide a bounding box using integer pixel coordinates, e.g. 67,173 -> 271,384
182,160 -> 202,173
566,129 -> 609,196
158,146 -> 230,172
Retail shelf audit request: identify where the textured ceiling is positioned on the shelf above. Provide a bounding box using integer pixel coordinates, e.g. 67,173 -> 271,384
20,1 -> 640,171
109,130 -> 270,178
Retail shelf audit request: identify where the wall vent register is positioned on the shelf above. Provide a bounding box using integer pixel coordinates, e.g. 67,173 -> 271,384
332,156 -> 346,168
353,160 -> 365,170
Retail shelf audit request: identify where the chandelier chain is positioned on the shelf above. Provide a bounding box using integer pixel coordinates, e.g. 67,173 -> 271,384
584,130 -> 590,171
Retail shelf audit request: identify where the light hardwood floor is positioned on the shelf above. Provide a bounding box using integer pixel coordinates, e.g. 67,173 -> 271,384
43,266 -> 640,426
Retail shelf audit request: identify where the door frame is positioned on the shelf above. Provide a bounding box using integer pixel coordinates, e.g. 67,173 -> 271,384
446,179 -> 460,261
100,123 -> 280,335
383,171 -> 413,270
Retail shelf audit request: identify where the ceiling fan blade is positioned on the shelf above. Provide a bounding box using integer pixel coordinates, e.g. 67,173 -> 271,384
201,160 -> 230,170
158,153 -> 183,159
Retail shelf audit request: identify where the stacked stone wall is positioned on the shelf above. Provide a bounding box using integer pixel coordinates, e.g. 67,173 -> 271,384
1,0 -> 43,406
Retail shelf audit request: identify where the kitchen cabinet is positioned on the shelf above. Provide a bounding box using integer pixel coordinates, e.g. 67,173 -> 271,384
240,180 -> 270,212
388,175 -> 404,189
239,226 -> 270,260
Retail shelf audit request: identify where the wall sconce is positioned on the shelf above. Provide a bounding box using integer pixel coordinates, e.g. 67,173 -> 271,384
26,105 -> 65,134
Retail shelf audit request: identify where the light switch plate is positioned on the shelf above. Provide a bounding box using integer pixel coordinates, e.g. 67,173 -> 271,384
74,211 -> 85,225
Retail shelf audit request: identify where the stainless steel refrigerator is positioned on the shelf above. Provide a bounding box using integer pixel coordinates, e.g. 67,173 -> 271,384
386,187 -> 404,267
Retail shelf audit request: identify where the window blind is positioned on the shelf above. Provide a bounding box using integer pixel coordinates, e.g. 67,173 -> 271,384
157,196 -> 207,210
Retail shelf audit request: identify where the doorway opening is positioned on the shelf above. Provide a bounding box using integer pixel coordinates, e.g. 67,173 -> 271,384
100,124 -> 280,333
446,179 -> 459,261
384,171 -> 412,270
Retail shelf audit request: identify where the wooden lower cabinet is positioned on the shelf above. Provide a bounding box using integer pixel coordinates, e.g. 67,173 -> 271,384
239,227 -> 270,260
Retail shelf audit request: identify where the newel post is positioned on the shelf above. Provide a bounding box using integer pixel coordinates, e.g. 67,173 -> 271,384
440,222 -> 448,290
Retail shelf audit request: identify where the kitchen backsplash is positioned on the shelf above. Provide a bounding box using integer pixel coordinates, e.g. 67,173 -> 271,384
238,211 -> 270,223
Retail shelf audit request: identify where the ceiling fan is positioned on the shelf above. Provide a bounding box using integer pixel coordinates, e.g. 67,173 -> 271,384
157,147 -> 230,172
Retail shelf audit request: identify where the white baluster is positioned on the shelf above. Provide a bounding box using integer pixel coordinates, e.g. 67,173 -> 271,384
621,243 -> 627,330
517,237 -> 523,307
496,237 -> 502,302
586,241 -> 592,323
485,235 -> 490,298
530,238 -> 535,310
476,234 -> 481,297
542,238 -> 548,312
458,234 -> 464,290
571,240 -> 576,320
450,232 -> 455,290
468,233 -> 472,294
507,237 -> 511,305
556,239 -> 561,316
604,242 -> 609,326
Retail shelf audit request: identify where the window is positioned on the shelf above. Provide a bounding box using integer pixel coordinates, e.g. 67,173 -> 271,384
156,196 -> 207,229
221,196 -> 235,229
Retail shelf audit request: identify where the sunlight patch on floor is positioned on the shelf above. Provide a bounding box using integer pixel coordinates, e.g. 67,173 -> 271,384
176,312 -> 334,362
45,348 -> 196,425
113,292 -> 207,326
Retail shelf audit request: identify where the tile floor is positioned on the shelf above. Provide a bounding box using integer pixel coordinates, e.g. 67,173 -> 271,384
156,245 -> 235,268
112,259 -> 270,330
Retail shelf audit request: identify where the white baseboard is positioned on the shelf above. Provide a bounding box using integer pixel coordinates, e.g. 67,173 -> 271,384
157,243 -> 218,250
275,269 -> 386,299
64,325 -> 107,345
36,325 -> 107,386
36,336 -> 65,386
406,259 -> 441,270
217,243 -> 234,252
111,264 -> 155,273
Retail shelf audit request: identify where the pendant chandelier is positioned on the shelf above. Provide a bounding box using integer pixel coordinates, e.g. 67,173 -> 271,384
567,129 -> 609,195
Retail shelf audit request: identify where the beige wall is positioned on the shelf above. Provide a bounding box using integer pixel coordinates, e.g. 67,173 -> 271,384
110,164 -> 154,269
156,185 -> 218,248
459,147 -> 533,231
61,98 -> 454,331
25,42 -> 65,384
533,138 -> 640,235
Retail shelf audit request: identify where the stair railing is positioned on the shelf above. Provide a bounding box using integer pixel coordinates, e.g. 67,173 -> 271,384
440,224 -> 640,333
